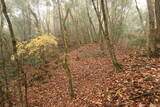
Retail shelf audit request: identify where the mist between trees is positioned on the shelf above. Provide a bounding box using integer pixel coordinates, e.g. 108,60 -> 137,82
0,0 -> 160,106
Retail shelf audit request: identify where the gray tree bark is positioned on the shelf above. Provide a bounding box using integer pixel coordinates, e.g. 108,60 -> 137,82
146,0 -> 157,56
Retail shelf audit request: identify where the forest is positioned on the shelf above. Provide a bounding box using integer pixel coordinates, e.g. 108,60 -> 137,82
0,0 -> 160,106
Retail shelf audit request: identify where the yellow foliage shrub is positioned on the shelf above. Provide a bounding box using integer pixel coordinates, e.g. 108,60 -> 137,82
16,41 -> 27,56
13,34 -> 58,60
26,34 -> 57,57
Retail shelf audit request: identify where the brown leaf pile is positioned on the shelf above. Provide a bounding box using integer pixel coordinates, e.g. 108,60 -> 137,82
27,44 -> 160,107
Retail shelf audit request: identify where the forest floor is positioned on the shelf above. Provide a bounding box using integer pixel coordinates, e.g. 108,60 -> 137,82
27,44 -> 160,107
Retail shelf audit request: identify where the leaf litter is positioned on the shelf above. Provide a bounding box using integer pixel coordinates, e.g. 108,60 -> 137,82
27,44 -> 160,107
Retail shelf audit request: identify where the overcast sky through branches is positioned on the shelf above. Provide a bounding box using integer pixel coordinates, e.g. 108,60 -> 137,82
137,0 -> 147,9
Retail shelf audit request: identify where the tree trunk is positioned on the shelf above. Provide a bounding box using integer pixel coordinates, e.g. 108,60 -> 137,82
29,6 -> 41,35
155,0 -> 160,48
92,0 -> 105,51
101,0 -> 121,72
0,6 -> 12,107
1,0 -> 17,53
22,11 -> 27,40
1,0 -> 25,106
57,0 -> 63,36
135,0 -> 147,36
69,10 -> 81,46
62,8 -> 75,99
57,0 -> 75,98
27,3 -> 32,39
146,0 -> 156,56
46,2 -> 50,35
86,1 -> 97,42
92,0 -> 121,72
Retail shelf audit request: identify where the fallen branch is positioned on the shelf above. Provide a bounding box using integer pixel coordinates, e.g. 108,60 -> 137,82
129,93 -> 153,100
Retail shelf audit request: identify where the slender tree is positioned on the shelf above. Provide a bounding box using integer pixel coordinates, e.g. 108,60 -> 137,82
29,6 -> 41,35
1,0 -> 17,53
135,0 -> 147,36
101,0 -> 121,72
0,4 -> 13,106
62,8 -> 75,98
57,0 -> 75,98
155,0 -> 160,48
92,0 -> 121,72
0,0 -> 27,106
86,0 -> 97,42
146,0 -> 156,56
